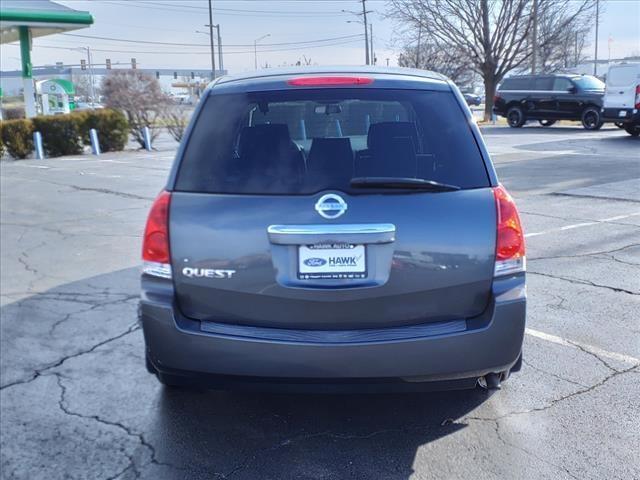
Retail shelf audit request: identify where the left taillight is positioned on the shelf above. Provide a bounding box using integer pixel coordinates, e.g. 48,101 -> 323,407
142,190 -> 172,279
493,184 -> 526,277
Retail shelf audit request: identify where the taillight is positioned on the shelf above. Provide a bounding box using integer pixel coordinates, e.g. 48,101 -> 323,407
142,190 -> 172,279
493,94 -> 501,104
635,85 -> 640,109
287,76 -> 373,86
493,185 -> 525,276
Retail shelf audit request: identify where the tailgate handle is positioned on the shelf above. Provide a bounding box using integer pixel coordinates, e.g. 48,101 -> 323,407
267,223 -> 396,245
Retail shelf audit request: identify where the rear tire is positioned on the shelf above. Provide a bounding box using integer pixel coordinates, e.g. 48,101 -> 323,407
624,125 -> 640,136
538,119 -> 556,127
507,106 -> 525,128
581,107 -> 603,130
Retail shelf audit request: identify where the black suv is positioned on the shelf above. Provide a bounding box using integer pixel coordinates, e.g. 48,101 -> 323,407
494,74 -> 605,129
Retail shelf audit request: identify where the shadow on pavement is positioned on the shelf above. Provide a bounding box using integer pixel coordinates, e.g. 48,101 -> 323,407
1,267 -> 493,479
150,385 -> 491,479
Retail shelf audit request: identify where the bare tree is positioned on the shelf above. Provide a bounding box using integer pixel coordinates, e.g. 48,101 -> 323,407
164,105 -> 191,143
535,2 -> 594,72
101,70 -> 170,148
73,75 -> 96,103
388,0 -> 595,120
397,41 -> 476,89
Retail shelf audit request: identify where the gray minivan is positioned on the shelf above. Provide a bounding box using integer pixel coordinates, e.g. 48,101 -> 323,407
140,67 -> 526,391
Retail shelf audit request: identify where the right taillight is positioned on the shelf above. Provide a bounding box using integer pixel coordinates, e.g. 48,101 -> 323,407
635,85 -> 640,109
142,190 -> 172,279
493,184 -> 525,277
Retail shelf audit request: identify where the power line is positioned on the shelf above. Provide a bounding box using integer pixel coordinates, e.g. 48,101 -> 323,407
60,32 -> 364,48
98,0 -> 350,17
13,37 -> 365,56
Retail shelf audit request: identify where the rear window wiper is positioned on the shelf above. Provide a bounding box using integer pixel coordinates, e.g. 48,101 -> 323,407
350,177 -> 460,192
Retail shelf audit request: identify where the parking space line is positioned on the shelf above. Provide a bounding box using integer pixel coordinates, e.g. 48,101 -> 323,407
524,212 -> 640,238
525,327 -> 640,365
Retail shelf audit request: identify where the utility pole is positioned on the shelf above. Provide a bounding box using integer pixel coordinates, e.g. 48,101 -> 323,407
208,0 -> 216,80
87,46 -> 96,107
369,23 -> 374,65
531,0 -> 538,74
216,24 -> 223,73
593,0 -> 599,76
362,0 -> 370,65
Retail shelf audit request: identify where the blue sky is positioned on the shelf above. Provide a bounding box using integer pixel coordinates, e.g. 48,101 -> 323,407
1,0 -> 639,73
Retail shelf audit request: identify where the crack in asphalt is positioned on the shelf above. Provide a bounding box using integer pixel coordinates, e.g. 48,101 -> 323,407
528,271 -> 639,296
521,359 -> 587,387
67,184 -> 154,201
563,339 -> 621,373
529,243 -> 640,263
53,374 -> 183,480
1,174 -> 155,201
467,364 -> 638,424
47,295 -> 139,336
488,418 -> 583,480
0,323 -> 140,391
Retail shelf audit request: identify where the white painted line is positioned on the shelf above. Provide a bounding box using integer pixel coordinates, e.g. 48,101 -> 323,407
525,327 -> 640,365
525,212 -> 640,238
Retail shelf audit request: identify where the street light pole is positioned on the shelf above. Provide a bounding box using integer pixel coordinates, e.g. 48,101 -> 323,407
254,34 -> 270,70
208,0 -> 216,80
76,46 -> 96,107
343,3 -> 373,66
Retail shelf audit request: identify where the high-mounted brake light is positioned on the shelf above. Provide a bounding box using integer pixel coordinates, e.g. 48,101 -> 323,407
493,185 -> 525,277
287,76 -> 374,86
142,190 -> 172,279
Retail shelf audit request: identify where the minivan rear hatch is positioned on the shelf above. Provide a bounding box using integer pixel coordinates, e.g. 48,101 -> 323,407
170,82 -> 496,330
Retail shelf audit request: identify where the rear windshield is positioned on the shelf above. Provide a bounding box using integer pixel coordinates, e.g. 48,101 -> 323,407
571,76 -> 604,90
607,66 -> 637,87
175,88 -> 489,194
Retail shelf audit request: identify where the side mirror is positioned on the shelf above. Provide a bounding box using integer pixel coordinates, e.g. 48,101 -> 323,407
568,86 -> 577,94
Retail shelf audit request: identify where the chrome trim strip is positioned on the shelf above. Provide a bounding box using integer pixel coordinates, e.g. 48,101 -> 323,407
142,261 -> 172,279
268,224 -> 396,235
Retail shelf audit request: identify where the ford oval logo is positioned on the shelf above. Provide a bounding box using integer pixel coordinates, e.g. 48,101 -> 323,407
304,258 -> 327,267
315,193 -> 348,219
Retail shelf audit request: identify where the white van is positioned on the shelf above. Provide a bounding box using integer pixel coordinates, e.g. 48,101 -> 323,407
602,63 -> 640,136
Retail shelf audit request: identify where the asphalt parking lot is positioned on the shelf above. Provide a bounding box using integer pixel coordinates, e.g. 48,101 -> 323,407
1,125 -> 638,479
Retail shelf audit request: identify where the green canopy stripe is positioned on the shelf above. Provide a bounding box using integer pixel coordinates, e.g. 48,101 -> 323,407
0,9 -> 93,25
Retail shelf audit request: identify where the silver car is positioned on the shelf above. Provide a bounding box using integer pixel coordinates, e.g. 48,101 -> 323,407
140,67 -> 526,392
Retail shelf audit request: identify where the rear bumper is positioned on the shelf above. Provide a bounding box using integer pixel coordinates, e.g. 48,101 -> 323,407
140,274 -> 526,387
602,107 -> 640,124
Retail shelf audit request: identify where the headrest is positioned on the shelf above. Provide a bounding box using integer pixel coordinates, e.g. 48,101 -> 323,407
367,122 -> 419,152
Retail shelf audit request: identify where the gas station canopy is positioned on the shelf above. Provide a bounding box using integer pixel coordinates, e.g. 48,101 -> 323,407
0,0 -> 93,117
